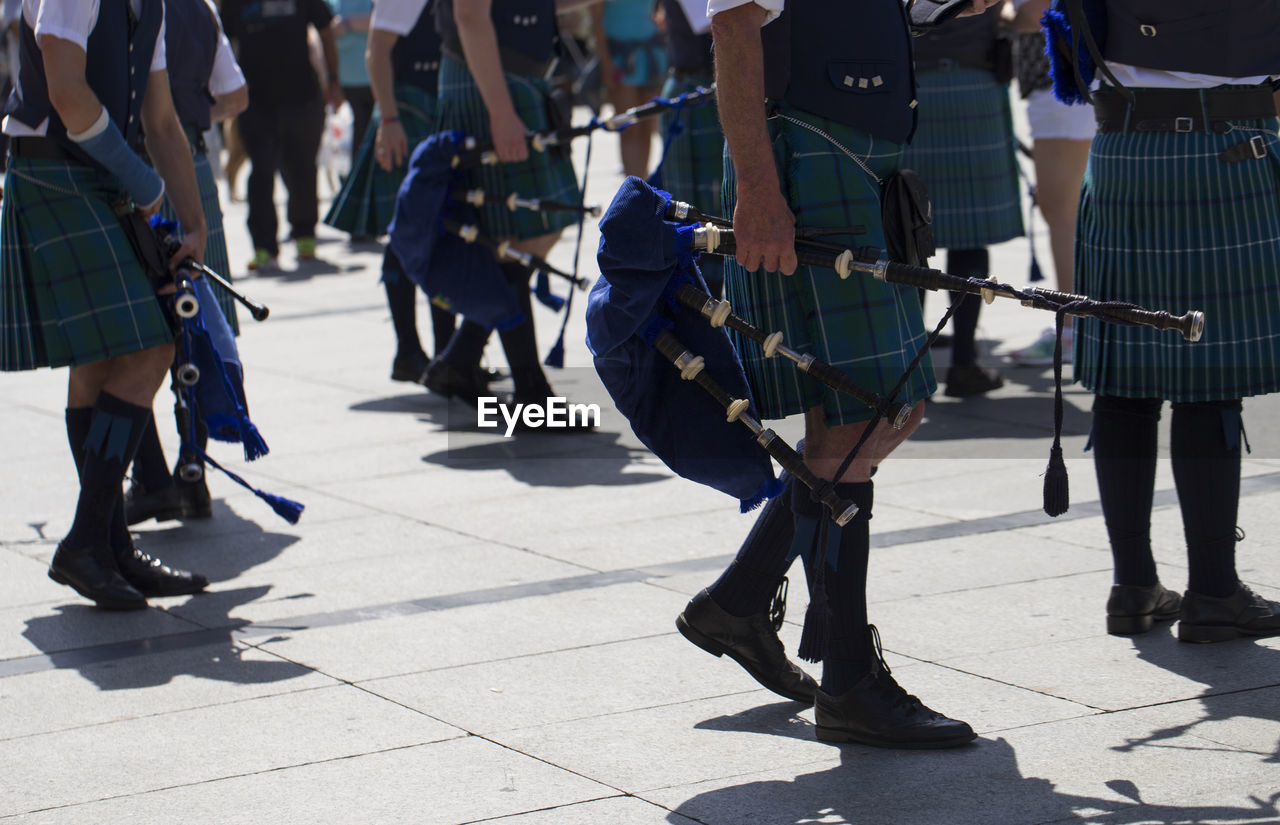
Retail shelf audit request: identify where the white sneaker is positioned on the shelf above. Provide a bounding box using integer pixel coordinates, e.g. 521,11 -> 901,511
1009,328 -> 1072,366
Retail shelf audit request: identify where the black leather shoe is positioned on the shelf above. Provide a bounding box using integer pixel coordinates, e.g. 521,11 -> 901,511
124,480 -> 182,525
814,628 -> 975,749
676,589 -> 817,703
423,360 -> 488,406
115,544 -> 209,598
1106,582 -> 1182,635
48,542 -> 148,610
391,351 -> 430,383
176,476 -> 213,520
944,364 -> 1004,397
1178,584 -> 1280,643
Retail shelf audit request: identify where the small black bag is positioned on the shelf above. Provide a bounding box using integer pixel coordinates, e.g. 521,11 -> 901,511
880,169 -> 935,267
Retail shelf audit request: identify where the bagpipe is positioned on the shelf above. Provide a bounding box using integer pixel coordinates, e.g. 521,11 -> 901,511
587,177 -> 1207,524
388,86 -> 717,365
149,217 -> 304,524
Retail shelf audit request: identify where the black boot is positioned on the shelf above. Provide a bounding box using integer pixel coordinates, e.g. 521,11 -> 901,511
115,541 -> 209,598
814,626 -> 976,748
48,541 -> 147,610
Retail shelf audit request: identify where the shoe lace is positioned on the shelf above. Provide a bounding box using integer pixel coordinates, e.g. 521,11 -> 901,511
768,577 -> 789,632
868,624 -> 927,713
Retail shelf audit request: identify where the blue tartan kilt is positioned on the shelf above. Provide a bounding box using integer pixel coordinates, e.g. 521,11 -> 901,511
160,148 -> 239,336
1075,109 -> 1280,402
324,84 -> 437,239
436,56 -> 578,241
900,67 -> 1024,250
1,159 -> 175,371
658,72 -> 724,292
722,105 -> 937,426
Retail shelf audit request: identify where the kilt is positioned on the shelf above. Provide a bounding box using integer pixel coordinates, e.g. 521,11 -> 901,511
900,68 -> 1024,250
1,159 -> 175,371
659,72 -> 724,292
607,36 -> 668,88
1075,109 -> 1280,402
161,147 -> 239,336
324,84 -> 437,239
437,56 -> 578,240
723,105 -> 937,426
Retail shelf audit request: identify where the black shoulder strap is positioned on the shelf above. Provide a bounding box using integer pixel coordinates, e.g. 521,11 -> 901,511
1063,0 -> 1133,103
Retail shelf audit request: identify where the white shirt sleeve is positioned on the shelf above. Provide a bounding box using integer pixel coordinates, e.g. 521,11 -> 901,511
208,27 -> 246,95
150,0 -> 165,73
706,0 -> 783,25
30,0 -> 100,50
369,0 -> 430,36
677,0 -> 711,34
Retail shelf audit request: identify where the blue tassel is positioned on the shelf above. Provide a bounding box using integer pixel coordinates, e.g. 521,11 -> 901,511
239,419 -> 270,462
543,334 -> 565,369
533,269 -> 565,311
1030,252 -> 1045,283
201,452 -> 305,525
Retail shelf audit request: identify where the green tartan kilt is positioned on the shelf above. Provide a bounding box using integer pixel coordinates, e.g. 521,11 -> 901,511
324,84 -> 437,239
900,68 -> 1024,250
160,148 -> 239,335
658,72 -> 722,218
1075,112 -> 1280,402
722,105 -> 937,425
436,56 -> 578,240
1,159 -> 175,371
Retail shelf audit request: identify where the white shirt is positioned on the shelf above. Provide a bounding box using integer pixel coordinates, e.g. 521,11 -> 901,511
3,0 -> 168,136
677,0 -> 711,34
1102,64 -> 1269,91
209,20 -> 246,96
706,0 -> 783,25
369,0 -> 430,36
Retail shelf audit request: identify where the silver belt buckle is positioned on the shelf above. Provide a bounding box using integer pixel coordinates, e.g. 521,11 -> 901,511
1174,117 -> 1194,133
1251,135 -> 1268,159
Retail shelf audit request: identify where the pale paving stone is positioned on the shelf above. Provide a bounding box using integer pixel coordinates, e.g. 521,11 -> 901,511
481,796 -> 701,825
0,643 -> 335,740
0,684 -> 464,817
3,736 -> 614,825
0,600 -> 201,662
254,580 -> 690,683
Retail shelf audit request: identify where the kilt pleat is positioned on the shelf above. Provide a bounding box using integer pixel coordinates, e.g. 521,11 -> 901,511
0,159 -> 174,371
722,106 -> 936,425
161,150 -> 239,335
436,56 -> 578,240
1075,115 -> 1280,401
324,85 -> 437,238
901,68 -> 1024,250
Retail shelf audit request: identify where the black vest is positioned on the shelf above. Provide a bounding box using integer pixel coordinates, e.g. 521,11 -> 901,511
912,5 -> 1001,73
661,0 -> 712,75
166,0 -> 220,132
5,0 -> 161,161
1103,0 -> 1280,77
436,0 -> 556,66
394,3 -> 443,92
762,0 -> 917,144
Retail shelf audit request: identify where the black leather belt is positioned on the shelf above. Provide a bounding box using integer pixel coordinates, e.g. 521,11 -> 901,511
914,55 -> 994,74
9,136 -> 79,162
1094,86 -> 1277,134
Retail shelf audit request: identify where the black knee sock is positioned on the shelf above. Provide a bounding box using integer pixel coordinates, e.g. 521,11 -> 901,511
129,412 -> 173,491
439,319 -> 490,369
1171,401 -> 1242,598
815,481 -> 874,696
63,393 -> 152,551
946,248 -> 989,367
383,269 -> 424,360
707,476 -> 796,617
429,301 -> 457,360
495,262 -> 549,396
1091,395 -> 1161,587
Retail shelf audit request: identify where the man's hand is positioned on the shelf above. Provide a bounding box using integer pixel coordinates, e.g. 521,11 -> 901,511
375,119 -> 409,171
489,106 -> 530,163
169,225 -> 207,270
732,184 -> 797,276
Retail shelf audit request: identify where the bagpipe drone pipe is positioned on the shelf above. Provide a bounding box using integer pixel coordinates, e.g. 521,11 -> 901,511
587,177 -> 1207,523
386,86 -> 717,364
149,217 -> 304,524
